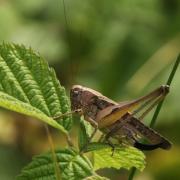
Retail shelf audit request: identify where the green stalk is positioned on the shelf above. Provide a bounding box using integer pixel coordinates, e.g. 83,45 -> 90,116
150,54 -> 180,128
128,167 -> 136,180
128,54 -> 180,180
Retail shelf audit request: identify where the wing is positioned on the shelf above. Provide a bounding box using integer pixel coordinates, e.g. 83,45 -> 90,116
127,116 -> 172,150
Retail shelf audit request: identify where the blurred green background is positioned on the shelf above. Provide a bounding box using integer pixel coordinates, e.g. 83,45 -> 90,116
0,0 -> 180,179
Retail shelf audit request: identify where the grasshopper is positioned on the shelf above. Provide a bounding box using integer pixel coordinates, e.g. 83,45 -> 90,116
70,85 -> 172,151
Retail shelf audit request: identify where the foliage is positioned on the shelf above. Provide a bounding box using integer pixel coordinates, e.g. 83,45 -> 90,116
0,43 -> 146,179
16,148 -> 94,180
0,0 -> 180,179
93,146 -> 145,171
78,118 -> 93,151
0,43 -> 72,133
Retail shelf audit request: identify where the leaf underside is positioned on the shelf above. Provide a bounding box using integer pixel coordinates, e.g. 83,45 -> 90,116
93,146 -> 146,172
16,148 -> 94,180
0,43 -> 72,132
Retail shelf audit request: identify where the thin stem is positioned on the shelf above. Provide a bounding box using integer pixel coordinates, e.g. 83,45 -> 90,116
128,167 -> 136,180
61,0 -> 75,85
128,54 -> 180,180
150,54 -> 180,128
166,54 -> 180,86
45,125 -> 61,180
66,133 -> 74,147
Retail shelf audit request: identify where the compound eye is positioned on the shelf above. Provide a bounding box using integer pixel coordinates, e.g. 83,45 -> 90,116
73,90 -> 79,97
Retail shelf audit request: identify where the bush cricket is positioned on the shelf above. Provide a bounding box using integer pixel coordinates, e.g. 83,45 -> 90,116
70,85 -> 172,151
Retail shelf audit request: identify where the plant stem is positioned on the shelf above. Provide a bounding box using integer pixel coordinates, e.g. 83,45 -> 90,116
128,54 -> 180,180
150,54 -> 180,128
45,125 -> 61,180
128,167 -> 137,180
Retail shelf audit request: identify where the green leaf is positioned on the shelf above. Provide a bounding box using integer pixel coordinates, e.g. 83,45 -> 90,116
85,142 -> 113,152
78,117 -> 93,151
93,146 -> 146,172
17,148 -> 94,180
0,43 -> 72,132
84,175 -> 109,180
0,91 -> 66,133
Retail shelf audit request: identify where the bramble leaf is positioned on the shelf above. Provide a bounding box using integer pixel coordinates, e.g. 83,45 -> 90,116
16,148 -> 94,180
93,146 -> 145,171
0,43 -> 72,133
78,117 -> 93,151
